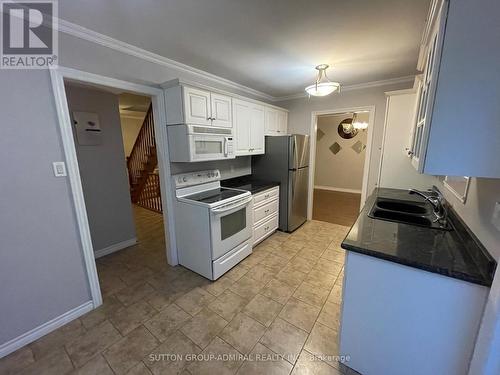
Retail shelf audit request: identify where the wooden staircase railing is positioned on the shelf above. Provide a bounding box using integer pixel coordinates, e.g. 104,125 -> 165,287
136,172 -> 163,213
126,104 -> 162,212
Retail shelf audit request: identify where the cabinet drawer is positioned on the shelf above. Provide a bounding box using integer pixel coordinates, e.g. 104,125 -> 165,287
253,214 -> 278,246
254,198 -> 278,224
212,239 -> 252,280
253,186 -> 279,206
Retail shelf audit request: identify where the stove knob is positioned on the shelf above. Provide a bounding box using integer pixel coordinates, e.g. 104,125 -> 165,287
182,177 -> 187,182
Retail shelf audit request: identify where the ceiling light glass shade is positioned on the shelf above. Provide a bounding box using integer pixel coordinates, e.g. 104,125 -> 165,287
305,64 -> 341,97
305,82 -> 340,96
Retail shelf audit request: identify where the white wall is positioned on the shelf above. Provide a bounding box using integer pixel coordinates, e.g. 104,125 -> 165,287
0,71 -> 91,348
315,113 -> 368,192
278,82 -> 413,198
120,116 -> 144,157
66,84 -> 136,253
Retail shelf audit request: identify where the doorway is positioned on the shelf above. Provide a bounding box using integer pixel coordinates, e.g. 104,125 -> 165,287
308,107 -> 375,226
63,80 -> 169,299
50,67 -> 176,308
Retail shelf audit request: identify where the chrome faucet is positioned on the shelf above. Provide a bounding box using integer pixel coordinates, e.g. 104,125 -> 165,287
408,187 -> 447,223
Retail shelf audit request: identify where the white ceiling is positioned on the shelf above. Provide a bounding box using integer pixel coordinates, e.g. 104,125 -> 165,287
59,0 -> 430,98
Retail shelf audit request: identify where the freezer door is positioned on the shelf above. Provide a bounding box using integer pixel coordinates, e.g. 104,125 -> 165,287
289,135 -> 310,170
288,167 -> 309,232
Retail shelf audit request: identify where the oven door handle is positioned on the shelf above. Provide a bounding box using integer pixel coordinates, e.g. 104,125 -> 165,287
210,196 -> 252,214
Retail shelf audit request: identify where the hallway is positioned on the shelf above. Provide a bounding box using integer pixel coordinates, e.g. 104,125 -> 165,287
313,189 -> 361,227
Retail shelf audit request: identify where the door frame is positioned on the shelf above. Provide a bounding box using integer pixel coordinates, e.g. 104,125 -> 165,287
50,66 -> 177,308
307,106 -> 376,220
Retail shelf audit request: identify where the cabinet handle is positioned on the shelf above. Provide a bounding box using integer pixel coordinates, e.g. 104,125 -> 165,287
265,209 -> 269,213
264,194 -> 269,198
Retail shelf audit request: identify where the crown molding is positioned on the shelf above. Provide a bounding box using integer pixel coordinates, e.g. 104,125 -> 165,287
57,18 -> 415,103
57,19 -> 275,102
273,75 -> 415,101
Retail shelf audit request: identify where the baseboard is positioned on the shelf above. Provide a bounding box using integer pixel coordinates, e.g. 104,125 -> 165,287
94,238 -> 137,259
314,185 -> 362,194
0,301 -> 94,358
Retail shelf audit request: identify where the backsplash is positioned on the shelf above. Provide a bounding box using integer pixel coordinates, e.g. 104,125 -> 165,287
436,176 -> 500,260
170,156 -> 251,179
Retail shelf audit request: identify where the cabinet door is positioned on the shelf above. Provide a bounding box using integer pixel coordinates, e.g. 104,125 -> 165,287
250,104 -> 265,154
277,110 -> 288,134
183,86 -> 212,126
409,0 -> 447,172
210,93 -> 232,128
265,108 -> 278,135
411,29 -> 440,171
233,99 -> 252,155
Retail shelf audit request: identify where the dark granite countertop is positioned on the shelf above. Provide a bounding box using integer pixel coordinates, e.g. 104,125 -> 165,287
222,175 -> 279,195
341,188 -> 496,287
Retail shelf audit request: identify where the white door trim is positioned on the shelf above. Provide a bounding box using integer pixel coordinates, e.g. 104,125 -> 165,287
307,106 -> 376,220
49,66 -> 178,310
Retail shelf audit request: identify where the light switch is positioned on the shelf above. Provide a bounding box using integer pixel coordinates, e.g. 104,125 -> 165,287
492,202 -> 500,232
52,161 -> 67,177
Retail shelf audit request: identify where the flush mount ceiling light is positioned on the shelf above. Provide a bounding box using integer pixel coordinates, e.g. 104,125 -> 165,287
305,64 -> 341,97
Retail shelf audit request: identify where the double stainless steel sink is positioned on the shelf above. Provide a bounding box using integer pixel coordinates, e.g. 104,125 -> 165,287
368,197 -> 452,230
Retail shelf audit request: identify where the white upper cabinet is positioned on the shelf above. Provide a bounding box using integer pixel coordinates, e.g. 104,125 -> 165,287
233,99 -> 251,154
265,108 -> 278,134
265,107 -> 288,135
210,92 -> 232,128
277,110 -> 288,134
164,80 -> 288,159
250,104 -> 265,154
165,85 -> 232,128
409,0 -> 500,177
233,99 -> 265,156
183,86 -> 212,126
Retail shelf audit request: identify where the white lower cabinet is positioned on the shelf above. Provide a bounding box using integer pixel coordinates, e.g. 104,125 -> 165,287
252,186 -> 279,245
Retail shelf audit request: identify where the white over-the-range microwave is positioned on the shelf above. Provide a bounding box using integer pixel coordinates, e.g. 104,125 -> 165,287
167,124 -> 235,162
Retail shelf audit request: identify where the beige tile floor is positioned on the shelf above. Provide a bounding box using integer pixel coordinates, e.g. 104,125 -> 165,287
0,206 -> 361,375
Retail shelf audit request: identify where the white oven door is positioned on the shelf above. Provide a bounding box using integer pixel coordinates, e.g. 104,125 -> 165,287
189,134 -> 233,161
210,196 -> 253,260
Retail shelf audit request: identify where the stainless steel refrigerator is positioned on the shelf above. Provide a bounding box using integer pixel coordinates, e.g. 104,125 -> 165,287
252,135 -> 310,232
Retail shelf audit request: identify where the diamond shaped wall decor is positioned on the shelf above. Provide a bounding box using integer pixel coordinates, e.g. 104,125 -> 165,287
351,141 -> 366,154
317,129 -> 325,141
329,142 -> 341,155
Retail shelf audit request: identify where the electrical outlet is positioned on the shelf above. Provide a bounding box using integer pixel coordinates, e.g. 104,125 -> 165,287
52,161 -> 67,177
492,202 -> 500,232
